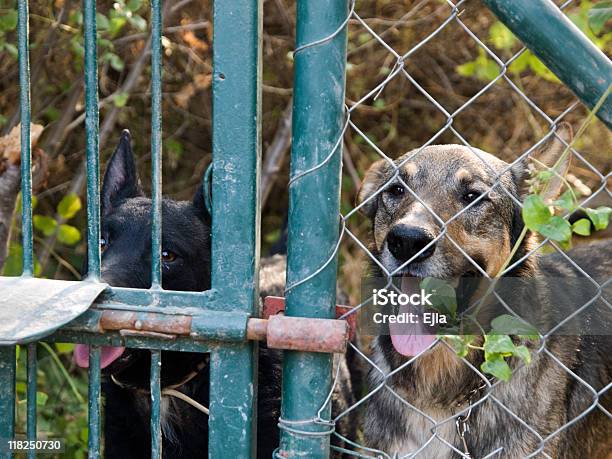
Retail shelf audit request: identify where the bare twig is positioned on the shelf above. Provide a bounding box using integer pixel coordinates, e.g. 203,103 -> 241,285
261,100 -> 293,209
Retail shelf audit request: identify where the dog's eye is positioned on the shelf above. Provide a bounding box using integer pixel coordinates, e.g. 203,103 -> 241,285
162,250 -> 177,263
100,237 -> 108,252
387,184 -> 405,197
462,191 -> 482,204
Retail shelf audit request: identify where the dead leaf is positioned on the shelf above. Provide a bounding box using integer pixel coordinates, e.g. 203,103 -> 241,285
0,123 -> 44,165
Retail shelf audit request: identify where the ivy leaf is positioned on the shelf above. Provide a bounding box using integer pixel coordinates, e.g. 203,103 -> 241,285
537,216 -> 572,242
33,215 -> 58,236
127,0 -> 143,11
108,53 -> 125,72
588,2 -> 612,35
456,61 -> 476,77
57,193 -> 82,219
522,195 -> 551,230
57,224 -> 81,246
508,51 -> 530,75
444,335 -> 470,358
113,92 -> 129,108
491,315 -> 539,340
513,345 -> 531,365
586,206 -> 612,231
553,190 -> 575,212
96,12 -> 110,31
36,391 -> 49,407
481,354 -> 512,381
572,218 -> 591,236
0,9 -> 18,32
55,343 -> 75,354
421,277 -> 457,317
484,334 -> 515,355
489,22 -> 516,50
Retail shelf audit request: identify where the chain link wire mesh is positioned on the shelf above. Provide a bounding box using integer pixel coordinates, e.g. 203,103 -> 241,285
281,0 -> 611,457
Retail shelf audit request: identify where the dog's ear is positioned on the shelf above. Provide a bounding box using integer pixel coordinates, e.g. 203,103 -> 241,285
192,176 -> 211,223
101,129 -> 143,215
511,123 -> 573,203
357,159 -> 387,219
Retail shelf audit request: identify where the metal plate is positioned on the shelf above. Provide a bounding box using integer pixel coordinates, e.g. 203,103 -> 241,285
0,276 -> 107,344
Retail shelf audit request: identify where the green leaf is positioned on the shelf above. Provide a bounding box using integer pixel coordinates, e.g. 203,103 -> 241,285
127,0 -> 143,12
96,12 -> 110,31
36,391 -> 48,407
513,345 -> 531,365
2,243 -> 22,276
128,15 -> 147,32
57,224 -> 81,246
572,218 -> 591,236
55,343 -> 75,354
57,193 -> 82,219
0,10 -> 18,32
553,190 -> 575,212
481,354 -> 512,381
444,335 -> 474,358
491,314 -> 539,340
109,16 -> 127,37
108,53 -> 125,72
586,206 -> 612,231
33,215 -> 58,236
484,334 -> 515,355
537,216 -> 572,242
489,22 -> 516,50
421,277 -> 457,317
522,195 -> 552,229
3,43 -> 17,59
588,2 -> 612,35
508,51 -> 530,75
112,92 -> 129,107
456,61 -> 476,77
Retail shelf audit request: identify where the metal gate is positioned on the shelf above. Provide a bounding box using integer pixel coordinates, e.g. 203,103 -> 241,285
0,0 -> 610,458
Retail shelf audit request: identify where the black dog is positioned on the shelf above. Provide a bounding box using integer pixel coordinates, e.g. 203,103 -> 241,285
74,130 -> 283,458
74,131 -> 356,458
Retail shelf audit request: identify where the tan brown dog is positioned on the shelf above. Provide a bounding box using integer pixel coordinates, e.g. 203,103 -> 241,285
358,128 -> 611,458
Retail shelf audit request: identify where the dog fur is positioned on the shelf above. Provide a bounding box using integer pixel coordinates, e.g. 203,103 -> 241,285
357,129 -> 611,458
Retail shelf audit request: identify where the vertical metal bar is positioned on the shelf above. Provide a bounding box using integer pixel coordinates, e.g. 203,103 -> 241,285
83,0 -> 101,280
26,344 -> 37,459
482,0 -> 612,128
208,0 -> 262,457
18,0 -> 33,276
150,0 -> 163,288
0,347 -> 16,459
87,346 -> 101,458
279,1 -> 348,457
150,351 -> 162,458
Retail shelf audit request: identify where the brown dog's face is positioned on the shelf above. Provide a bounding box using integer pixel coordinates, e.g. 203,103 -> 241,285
358,133 -> 570,280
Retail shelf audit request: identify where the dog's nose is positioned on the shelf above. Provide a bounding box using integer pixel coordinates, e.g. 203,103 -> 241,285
386,225 -> 436,263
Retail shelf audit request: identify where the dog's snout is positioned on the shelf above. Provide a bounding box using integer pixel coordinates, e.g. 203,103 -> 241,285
386,225 -> 436,263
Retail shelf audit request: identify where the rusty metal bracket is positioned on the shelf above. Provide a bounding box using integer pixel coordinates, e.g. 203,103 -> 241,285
87,308 -> 349,353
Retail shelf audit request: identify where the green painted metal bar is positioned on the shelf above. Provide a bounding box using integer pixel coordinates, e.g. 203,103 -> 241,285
279,1 -> 348,457
83,0 -> 101,280
18,0 -> 33,276
150,350 -> 162,459
87,346 -> 101,458
150,0 -> 163,288
0,347 -> 16,459
482,0 -> 612,129
209,0 -> 262,456
26,344 -> 37,459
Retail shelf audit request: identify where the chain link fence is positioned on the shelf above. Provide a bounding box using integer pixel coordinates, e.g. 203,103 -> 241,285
279,0 -> 611,457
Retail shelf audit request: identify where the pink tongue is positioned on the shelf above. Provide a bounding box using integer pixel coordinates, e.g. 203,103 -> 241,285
388,277 -> 436,357
74,344 -> 125,369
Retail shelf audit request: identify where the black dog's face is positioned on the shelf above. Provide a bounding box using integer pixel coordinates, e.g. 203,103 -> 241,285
74,130 -> 211,384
